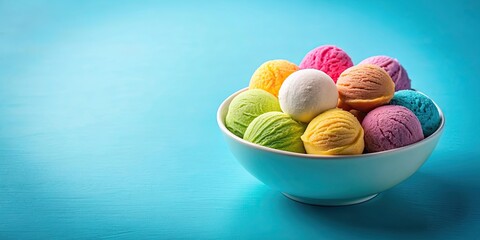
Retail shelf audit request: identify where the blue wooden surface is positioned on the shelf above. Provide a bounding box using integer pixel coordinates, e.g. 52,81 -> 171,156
1,0 -> 479,239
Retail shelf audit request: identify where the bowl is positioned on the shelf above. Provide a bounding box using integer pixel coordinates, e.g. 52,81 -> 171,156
217,88 -> 445,206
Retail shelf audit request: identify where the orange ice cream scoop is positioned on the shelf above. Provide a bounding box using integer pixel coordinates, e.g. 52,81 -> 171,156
336,64 -> 395,112
249,60 -> 299,97
301,108 -> 364,155
337,99 -> 366,122
337,98 -> 352,111
349,109 -> 367,123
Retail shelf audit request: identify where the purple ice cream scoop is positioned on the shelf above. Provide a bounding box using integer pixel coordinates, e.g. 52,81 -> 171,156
362,105 -> 424,152
359,56 -> 411,91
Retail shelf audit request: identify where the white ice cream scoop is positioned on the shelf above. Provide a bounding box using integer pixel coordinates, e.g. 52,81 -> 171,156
278,69 -> 338,123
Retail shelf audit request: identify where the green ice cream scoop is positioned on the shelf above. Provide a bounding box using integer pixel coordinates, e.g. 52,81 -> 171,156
244,112 -> 306,153
226,89 -> 281,138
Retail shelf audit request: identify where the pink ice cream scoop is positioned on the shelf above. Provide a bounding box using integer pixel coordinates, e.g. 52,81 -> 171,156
362,105 -> 424,152
299,45 -> 353,83
359,56 -> 411,91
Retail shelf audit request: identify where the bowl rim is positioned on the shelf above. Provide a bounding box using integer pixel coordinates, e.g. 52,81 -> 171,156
217,87 -> 445,160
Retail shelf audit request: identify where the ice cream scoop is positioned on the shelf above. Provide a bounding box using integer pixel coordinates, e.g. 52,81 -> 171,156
336,99 -> 366,122
299,45 -> 353,82
278,69 -> 338,123
362,105 -> 424,152
301,108 -> 364,155
359,56 -> 411,91
244,112 -> 306,153
249,59 -> 299,97
225,89 -> 281,138
336,64 -> 395,112
349,109 -> 367,123
389,90 -> 441,137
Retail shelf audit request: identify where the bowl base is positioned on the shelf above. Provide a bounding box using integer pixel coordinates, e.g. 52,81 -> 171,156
283,193 -> 378,206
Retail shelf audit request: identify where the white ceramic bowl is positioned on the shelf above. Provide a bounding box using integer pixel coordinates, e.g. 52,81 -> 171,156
217,88 -> 445,206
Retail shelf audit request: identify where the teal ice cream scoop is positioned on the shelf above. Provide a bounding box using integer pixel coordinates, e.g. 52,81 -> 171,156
389,90 -> 441,137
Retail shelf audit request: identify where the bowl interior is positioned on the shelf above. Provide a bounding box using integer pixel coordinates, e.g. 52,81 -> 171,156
217,87 -> 445,160
217,88 -> 445,205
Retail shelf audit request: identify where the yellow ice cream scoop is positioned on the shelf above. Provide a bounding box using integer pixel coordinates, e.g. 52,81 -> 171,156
301,108 -> 364,155
249,59 -> 299,97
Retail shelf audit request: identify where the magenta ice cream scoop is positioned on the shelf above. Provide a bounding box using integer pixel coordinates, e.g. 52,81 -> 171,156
359,56 -> 411,91
362,105 -> 424,152
299,45 -> 353,82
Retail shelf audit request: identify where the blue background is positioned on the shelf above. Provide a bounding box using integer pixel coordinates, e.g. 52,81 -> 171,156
1,0 -> 479,239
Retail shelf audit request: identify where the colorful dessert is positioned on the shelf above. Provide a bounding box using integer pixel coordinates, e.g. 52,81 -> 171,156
349,109 -> 367,123
249,60 -> 299,97
336,99 -> 366,122
336,64 -> 395,112
225,89 -> 281,138
389,90 -> 441,137
301,108 -> 364,155
278,69 -> 338,123
362,105 -> 424,152
224,45 -> 441,155
359,56 -> 411,91
299,45 -> 353,82
244,112 -> 306,153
